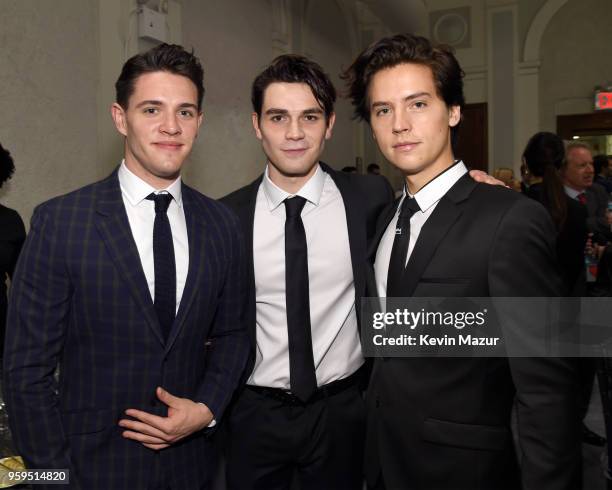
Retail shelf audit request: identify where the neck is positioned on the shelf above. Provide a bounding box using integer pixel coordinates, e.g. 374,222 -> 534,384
124,157 -> 178,190
404,155 -> 455,195
267,161 -> 318,195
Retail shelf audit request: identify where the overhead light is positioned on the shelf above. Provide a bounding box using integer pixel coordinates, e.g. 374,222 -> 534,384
572,136 -> 580,140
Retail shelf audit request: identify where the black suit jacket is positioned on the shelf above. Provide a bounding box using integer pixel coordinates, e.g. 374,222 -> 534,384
586,183 -> 611,242
526,184 -> 588,295
0,204 -> 25,342
220,162 -> 394,381
4,171 -> 249,490
365,175 -> 581,490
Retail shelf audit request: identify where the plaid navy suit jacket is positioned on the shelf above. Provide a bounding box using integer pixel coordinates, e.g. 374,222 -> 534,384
3,170 -> 249,489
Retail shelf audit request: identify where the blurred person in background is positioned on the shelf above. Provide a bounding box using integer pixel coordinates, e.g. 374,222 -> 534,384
562,142 -> 612,244
523,132 -> 588,296
594,154 -> 612,194
0,143 -> 25,362
527,135 -> 607,447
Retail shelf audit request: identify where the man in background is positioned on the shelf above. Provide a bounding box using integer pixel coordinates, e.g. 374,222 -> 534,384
563,142 -> 611,243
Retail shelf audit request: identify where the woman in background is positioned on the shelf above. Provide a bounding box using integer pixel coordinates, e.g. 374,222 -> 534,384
0,143 -> 26,360
522,131 -> 587,295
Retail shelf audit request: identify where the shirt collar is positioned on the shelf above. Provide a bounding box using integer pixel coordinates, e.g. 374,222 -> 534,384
262,163 -> 326,211
118,160 -> 183,208
563,185 -> 582,200
401,160 -> 468,213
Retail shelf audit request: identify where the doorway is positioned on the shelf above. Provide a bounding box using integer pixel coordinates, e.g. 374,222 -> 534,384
557,112 -> 612,154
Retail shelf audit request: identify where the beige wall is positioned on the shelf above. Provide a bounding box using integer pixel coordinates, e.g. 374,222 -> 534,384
180,0 -> 274,197
303,0 -> 356,172
4,0 -> 610,218
539,0 -> 612,131
0,0 -> 99,224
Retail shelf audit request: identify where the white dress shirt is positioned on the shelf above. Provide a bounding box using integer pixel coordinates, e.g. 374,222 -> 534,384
375,161 -> 468,297
249,164 -> 364,389
118,161 -> 189,312
563,185 -> 582,201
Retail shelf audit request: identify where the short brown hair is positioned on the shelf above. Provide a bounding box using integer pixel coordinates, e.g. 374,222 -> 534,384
251,54 -> 336,121
115,43 -> 204,110
342,33 -> 464,141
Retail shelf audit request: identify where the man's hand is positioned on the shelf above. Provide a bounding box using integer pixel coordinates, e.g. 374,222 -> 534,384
119,387 -> 214,450
469,169 -> 506,187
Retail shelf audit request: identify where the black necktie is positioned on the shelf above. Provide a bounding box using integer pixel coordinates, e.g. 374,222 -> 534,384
387,197 -> 420,297
284,196 -> 317,402
146,192 -> 176,342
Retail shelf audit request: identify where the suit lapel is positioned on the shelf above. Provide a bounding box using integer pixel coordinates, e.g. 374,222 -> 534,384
95,171 -> 165,346
368,199 -> 399,263
361,199 -> 398,314
321,164 -> 367,303
232,177 -> 261,347
164,185 -> 207,354
401,174 -> 476,297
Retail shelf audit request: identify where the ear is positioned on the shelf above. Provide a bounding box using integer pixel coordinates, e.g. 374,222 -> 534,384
252,112 -> 262,140
195,111 -> 204,136
448,105 -> 461,128
324,112 -> 336,140
111,103 -> 129,137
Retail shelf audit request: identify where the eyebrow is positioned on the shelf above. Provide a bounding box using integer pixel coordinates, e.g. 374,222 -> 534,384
264,107 -> 324,115
371,91 -> 432,109
134,100 -> 198,110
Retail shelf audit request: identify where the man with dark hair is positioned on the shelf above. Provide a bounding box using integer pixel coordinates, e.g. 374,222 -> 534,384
344,33 -> 580,490
4,43 -> 249,489
220,53 -> 394,490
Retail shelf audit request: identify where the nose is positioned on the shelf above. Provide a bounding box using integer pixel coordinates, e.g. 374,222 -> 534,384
392,109 -> 411,135
160,112 -> 181,136
286,118 -> 305,140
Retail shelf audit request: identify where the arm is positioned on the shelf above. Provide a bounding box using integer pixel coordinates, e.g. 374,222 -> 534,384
3,203 -> 73,472
120,208 -> 250,449
488,197 -> 581,490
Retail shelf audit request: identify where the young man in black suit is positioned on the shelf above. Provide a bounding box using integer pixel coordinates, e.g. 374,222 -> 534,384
220,55 -> 394,490
344,34 -> 581,490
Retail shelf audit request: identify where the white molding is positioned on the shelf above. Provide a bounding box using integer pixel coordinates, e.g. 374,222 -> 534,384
523,0 -> 568,62
486,3 -> 517,169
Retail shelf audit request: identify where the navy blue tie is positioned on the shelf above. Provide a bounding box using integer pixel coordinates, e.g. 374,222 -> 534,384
284,196 -> 317,402
146,192 -> 176,342
387,197 -> 420,297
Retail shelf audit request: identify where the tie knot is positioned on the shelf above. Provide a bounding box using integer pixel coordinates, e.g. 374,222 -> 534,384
577,193 -> 587,205
146,192 -> 173,214
284,196 -> 307,218
399,197 -> 420,218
